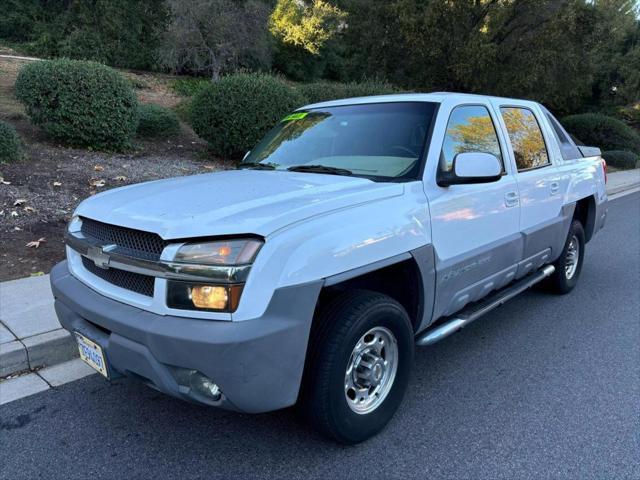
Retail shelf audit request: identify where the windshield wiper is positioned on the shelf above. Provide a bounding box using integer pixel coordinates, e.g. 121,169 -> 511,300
237,163 -> 277,170
287,165 -> 352,176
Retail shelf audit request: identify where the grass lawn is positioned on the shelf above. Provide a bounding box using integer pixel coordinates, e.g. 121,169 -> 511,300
0,54 -> 230,281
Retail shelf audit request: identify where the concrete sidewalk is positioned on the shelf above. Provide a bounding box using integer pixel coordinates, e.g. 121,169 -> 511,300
0,168 -> 639,397
607,168 -> 640,196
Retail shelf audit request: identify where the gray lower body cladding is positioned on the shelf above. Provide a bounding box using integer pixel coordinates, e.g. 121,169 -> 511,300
50,261 -> 322,413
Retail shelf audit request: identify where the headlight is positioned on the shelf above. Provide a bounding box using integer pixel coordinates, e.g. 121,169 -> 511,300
167,238 -> 262,313
174,239 -> 262,265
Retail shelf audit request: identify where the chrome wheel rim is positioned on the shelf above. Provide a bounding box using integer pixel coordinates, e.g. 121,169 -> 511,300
565,235 -> 580,279
344,326 -> 398,415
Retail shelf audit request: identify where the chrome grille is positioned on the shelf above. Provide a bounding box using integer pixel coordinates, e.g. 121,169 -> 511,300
78,217 -> 166,296
80,217 -> 168,260
82,256 -> 155,297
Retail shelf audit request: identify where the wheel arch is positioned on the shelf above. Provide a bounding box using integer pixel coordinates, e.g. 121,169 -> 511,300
315,246 -> 435,334
573,195 -> 597,242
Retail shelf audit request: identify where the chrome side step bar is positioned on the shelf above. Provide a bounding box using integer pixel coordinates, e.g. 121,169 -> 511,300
416,265 -> 555,347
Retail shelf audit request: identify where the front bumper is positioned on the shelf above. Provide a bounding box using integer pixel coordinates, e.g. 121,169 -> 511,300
50,261 -> 322,413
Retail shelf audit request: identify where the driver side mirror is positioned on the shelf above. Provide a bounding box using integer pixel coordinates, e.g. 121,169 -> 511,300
437,152 -> 502,187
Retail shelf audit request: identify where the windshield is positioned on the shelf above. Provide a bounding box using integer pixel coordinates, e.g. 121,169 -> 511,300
241,102 -> 437,181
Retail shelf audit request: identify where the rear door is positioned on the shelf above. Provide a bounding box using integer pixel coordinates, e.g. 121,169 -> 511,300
492,101 -> 566,278
424,101 -> 522,320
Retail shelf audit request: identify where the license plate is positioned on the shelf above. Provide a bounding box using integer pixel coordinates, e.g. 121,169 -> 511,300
75,332 -> 109,378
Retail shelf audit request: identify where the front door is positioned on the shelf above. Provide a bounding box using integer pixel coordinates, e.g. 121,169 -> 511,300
427,103 -> 521,319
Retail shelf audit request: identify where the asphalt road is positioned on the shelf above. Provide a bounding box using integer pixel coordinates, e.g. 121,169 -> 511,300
1,192 -> 638,480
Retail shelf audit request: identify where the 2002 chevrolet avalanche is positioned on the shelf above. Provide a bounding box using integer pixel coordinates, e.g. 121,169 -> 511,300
51,93 -> 607,443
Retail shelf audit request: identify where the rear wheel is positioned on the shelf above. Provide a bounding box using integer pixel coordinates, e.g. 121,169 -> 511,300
300,290 -> 414,444
545,220 -> 585,294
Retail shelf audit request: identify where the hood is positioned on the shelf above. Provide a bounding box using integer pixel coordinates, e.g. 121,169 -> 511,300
75,170 -> 403,239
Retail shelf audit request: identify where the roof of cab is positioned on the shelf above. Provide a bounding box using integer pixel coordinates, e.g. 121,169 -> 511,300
300,92 -> 539,110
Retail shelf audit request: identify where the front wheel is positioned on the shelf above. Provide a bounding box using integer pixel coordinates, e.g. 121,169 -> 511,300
545,219 -> 585,294
300,290 -> 414,444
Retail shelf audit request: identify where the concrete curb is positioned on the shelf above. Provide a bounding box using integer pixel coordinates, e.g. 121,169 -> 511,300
23,330 -> 77,370
0,341 -> 29,377
0,329 -> 78,378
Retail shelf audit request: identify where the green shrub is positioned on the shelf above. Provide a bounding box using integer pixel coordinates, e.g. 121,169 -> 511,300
561,113 -> 640,155
602,150 -> 639,170
136,104 -> 180,138
15,59 -> 138,150
297,81 -> 349,104
297,80 -> 400,104
190,73 -> 306,158
0,121 -> 24,163
341,80 -> 401,99
170,78 -> 211,97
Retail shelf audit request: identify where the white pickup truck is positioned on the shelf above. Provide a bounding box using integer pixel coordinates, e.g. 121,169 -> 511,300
51,93 -> 607,443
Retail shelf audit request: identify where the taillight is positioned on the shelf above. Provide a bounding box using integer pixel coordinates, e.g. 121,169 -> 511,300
601,158 -> 607,184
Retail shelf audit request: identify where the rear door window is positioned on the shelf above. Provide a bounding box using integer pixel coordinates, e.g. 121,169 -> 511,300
500,107 -> 550,171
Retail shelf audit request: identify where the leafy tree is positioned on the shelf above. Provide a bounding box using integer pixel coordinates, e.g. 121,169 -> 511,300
0,0 -> 169,70
332,0 -> 405,83
158,0 -> 272,79
588,1 -> 639,107
331,0 -> 638,115
270,0 -> 346,54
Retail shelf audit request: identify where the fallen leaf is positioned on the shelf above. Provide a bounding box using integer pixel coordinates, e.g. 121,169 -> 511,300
203,165 -> 215,170
53,181 -> 62,187
26,238 -> 46,248
10,211 -> 18,217
114,175 -> 127,181
14,226 -> 22,231
30,271 -> 45,277
94,165 -> 104,172
13,198 -> 26,206
90,179 -> 106,188
0,177 -> 10,185
24,206 -> 36,213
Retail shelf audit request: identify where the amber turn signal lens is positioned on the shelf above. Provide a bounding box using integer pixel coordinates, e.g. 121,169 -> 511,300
167,282 -> 244,312
177,284 -> 244,312
191,285 -> 228,310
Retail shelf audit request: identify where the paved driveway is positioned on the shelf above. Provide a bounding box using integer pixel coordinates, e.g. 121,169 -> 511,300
1,192 -> 638,479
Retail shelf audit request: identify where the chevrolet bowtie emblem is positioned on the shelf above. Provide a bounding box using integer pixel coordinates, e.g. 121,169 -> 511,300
86,244 -> 115,269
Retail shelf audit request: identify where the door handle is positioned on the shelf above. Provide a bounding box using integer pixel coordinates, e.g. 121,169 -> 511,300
550,182 -> 560,195
504,191 -> 519,208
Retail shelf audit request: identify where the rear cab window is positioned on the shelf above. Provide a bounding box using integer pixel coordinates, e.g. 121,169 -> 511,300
541,107 -> 582,160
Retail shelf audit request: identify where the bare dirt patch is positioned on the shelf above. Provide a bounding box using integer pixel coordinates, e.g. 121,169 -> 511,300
0,139 -> 232,281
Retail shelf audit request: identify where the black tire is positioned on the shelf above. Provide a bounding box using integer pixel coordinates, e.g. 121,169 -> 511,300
300,290 -> 414,444
545,220 -> 585,294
